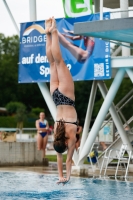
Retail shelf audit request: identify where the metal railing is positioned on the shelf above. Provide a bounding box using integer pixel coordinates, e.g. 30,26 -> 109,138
0,127 -> 54,143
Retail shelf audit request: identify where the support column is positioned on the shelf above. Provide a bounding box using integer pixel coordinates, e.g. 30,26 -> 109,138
79,81 -> 97,154
120,0 -> 130,56
29,0 -> 56,121
93,0 -> 100,13
126,68 -> 133,83
38,83 -> 56,121
29,0 -> 37,20
98,81 -> 132,151
78,69 -> 126,164
100,0 -> 103,20
73,81 -> 97,165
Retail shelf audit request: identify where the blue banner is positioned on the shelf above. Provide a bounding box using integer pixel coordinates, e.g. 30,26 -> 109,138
19,12 -> 111,83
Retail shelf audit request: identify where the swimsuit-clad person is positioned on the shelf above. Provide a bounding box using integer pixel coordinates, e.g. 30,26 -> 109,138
36,112 -> 49,161
45,17 -> 78,185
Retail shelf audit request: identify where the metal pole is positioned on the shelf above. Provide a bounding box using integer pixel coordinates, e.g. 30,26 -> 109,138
120,0 -> 130,56
93,0 -> 100,13
126,68 -> 133,83
79,81 -> 97,153
100,0 -> 103,20
2,0 -> 19,35
78,68 -> 126,164
38,83 -> 56,121
29,0 -> 37,20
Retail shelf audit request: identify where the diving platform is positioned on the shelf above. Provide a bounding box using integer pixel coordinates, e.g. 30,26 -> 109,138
74,17 -> 133,44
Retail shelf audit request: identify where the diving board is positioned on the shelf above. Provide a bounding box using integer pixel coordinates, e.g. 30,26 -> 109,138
74,17 -> 133,44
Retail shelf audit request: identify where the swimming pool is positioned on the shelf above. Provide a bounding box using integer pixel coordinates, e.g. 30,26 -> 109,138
0,171 -> 133,200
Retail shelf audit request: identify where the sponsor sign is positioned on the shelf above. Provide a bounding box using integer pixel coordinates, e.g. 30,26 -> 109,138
19,13 -> 111,83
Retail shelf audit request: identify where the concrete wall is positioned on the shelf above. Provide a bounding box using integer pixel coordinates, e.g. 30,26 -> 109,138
0,141 -> 42,166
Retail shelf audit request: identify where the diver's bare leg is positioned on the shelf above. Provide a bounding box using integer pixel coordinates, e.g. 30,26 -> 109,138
45,20 -> 59,94
50,17 -> 75,100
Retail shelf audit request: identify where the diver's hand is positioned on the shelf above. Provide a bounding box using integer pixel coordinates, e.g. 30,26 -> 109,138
56,177 -> 69,185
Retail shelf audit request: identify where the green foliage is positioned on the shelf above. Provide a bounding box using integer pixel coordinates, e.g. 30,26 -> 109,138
131,43 -> 133,55
45,154 -> 89,164
0,116 -> 37,128
0,34 -> 19,105
5,101 -> 27,129
0,116 -> 16,127
6,101 -> 25,115
16,106 -> 27,124
0,34 -> 50,117
32,107 -> 45,116
75,81 -> 92,125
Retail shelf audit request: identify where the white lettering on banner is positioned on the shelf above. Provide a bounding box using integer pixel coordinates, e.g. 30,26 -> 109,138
39,63 -> 72,77
22,35 -> 46,44
35,54 -> 48,63
40,66 -> 50,77
64,0 -> 92,17
22,54 -> 34,64
21,54 -> 49,64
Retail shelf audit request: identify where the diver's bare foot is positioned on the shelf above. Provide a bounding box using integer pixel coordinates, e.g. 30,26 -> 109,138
49,17 -> 56,33
44,18 -> 52,34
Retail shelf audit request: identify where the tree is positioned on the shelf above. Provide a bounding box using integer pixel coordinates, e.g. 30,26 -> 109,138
0,34 -> 51,117
6,101 -> 27,129
16,105 -> 27,130
0,34 -> 19,105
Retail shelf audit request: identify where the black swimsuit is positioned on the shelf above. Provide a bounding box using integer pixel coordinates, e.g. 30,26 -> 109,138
56,120 -> 79,142
52,88 -> 75,107
56,120 -> 78,126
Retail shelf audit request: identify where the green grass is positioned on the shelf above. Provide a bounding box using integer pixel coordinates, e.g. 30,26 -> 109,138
45,154 -> 67,162
45,154 -> 90,164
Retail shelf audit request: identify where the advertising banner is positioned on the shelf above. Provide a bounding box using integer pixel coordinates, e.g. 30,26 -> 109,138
19,12 -> 111,83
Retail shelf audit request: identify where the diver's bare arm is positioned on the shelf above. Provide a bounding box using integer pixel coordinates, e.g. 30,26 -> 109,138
57,153 -> 64,181
77,126 -> 83,134
66,143 -> 75,181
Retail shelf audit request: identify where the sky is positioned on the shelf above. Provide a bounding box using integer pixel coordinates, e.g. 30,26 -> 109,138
0,0 -> 133,37
0,0 -> 65,36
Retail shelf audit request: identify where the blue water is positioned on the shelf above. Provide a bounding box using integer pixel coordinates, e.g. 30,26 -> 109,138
0,171 -> 133,200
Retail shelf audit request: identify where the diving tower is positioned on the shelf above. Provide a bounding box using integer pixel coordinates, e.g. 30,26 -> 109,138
73,4 -> 133,165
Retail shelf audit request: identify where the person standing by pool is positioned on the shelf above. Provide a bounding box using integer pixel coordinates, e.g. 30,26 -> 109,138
45,17 -> 78,184
35,112 -> 49,163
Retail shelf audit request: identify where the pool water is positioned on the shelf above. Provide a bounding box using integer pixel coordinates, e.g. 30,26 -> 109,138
0,171 -> 133,200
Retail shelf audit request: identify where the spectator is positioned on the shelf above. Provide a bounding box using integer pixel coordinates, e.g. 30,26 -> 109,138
35,112 -> 49,162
